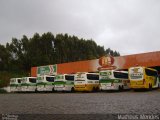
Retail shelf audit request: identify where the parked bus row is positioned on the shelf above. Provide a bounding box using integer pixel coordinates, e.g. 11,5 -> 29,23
9,66 -> 160,93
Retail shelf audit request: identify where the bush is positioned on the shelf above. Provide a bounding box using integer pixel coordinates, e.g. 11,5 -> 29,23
0,71 -> 28,88
0,88 -> 7,93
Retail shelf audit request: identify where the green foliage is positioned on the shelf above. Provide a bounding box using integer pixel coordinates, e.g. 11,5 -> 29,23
0,71 -> 27,88
0,88 -> 7,93
0,32 -> 120,72
106,48 -> 120,56
0,32 -> 120,86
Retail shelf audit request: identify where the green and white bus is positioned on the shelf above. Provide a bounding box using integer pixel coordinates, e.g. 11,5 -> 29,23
54,74 -> 75,92
21,77 -> 37,92
99,70 -> 130,91
10,78 -> 22,92
36,75 -> 55,92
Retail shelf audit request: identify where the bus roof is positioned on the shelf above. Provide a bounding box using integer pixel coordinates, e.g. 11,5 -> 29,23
129,66 -> 157,72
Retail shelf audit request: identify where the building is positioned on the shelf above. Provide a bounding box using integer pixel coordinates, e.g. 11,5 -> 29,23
31,51 -> 160,77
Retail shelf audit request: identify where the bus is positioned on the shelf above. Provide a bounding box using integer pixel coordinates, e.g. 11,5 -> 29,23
159,74 -> 160,88
10,78 -> 22,92
99,70 -> 130,91
21,77 -> 37,92
74,72 -> 99,92
129,66 -> 159,90
54,74 -> 75,92
36,75 -> 55,92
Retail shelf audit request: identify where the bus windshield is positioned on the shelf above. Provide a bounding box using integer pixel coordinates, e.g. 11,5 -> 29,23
29,78 -> 36,83
46,77 -> 55,82
113,72 -> 128,79
65,75 -> 74,81
17,79 -> 21,83
129,67 -> 143,80
87,74 -> 99,80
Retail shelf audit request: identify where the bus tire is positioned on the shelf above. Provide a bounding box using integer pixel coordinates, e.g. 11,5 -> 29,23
92,87 -> 96,92
121,85 -> 124,91
96,87 -> 99,92
118,86 -> 121,91
158,83 -> 160,89
35,88 -> 38,93
52,88 -> 55,93
71,87 -> 75,92
149,84 -> 152,91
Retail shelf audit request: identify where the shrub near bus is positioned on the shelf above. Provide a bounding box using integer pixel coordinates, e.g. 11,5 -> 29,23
129,66 -> 159,90
99,70 -> 130,91
54,74 -> 75,92
21,77 -> 37,92
10,78 -> 22,92
74,72 -> 99,92
36,75 -> 55,92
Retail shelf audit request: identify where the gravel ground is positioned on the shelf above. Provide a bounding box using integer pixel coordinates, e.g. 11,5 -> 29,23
0,90 -> 160,115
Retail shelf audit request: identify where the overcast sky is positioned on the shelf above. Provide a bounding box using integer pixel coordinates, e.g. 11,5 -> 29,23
0,0 -> 160,55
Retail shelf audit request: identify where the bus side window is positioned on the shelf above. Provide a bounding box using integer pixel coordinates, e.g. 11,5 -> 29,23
65,76 -> 74,81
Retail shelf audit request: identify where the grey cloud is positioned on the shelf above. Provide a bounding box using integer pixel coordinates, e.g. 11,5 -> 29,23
0,0 -> 160,55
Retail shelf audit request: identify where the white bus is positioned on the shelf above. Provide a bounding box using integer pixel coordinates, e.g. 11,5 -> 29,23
74,72 -> 99,92
36,75 -> 55,92
10,78 -> 22,92
99,70 -> 130,91
21,77 -> 37,92
54,74 -> 75,92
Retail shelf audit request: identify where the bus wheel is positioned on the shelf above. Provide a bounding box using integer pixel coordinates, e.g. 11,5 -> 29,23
118,86 -> 121,91
96,87 -> 99,92
92,87 -> 96,92
71,87 -> 75,93
121,86 -> 124,91
35,88 -> 38,93
52,88 -> 55,93
149,84 -> 152,91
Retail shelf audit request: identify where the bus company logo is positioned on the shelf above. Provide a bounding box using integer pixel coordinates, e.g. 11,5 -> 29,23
98,55 -> 116,70
132,68 -> 140,73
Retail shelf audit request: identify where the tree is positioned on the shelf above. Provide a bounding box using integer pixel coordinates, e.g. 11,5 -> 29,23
0,32 -> 120,72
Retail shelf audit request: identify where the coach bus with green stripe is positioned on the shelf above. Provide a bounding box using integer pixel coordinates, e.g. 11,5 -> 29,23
54,74 -> 75,92
10,78 -> 22,92
36,75 -> 55,92
21,77 -> 37,92
99,70 -> 130,91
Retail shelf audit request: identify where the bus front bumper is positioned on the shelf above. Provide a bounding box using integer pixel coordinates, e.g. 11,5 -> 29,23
130,85 -> 146,89
74,85 -> 91,92
10,87 -> 18,92
37,85 -> 45,91
45,85 -> 54,91
54,85 -> 73,91
100,85 -> 118,90
21,86 -> 36,92
37,85 -> 53,91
